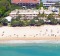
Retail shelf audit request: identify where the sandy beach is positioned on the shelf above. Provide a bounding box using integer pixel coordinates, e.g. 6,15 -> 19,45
0,25 -> 60,43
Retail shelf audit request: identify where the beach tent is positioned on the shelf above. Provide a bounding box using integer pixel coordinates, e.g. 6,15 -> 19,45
5,16 -> 12,22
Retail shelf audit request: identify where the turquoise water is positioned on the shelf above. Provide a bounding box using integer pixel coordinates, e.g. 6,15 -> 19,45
0,43 -> 60,56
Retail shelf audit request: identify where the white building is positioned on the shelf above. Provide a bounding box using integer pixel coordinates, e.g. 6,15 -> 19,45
9,9 -> 39,17
43,3 -> 55,7
9,9 -> 59,20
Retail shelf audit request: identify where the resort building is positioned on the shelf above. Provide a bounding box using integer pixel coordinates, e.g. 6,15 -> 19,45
43,0 -> 60,8
43,3 -> 55,7
9,9 -> 39,19
11,0 -> 40,8
46,0 -> 60,3
9,9 -> 59,19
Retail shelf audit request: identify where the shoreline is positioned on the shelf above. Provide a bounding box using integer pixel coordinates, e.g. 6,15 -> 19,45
0,37 -> 60,44
0,40 -> 60,44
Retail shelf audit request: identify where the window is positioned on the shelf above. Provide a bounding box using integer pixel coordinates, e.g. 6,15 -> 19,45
34,0 -> 37,1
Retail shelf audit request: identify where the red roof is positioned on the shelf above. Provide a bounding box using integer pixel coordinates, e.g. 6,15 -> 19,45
12,0 -> 40,4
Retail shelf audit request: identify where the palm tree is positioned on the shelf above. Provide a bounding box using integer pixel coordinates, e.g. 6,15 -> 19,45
59,7 -> 60,16
38,12 -> 47,19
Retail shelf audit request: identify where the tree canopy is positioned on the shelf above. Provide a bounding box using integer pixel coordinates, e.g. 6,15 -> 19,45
0,0 -> 21,18
0,0 -> 11,17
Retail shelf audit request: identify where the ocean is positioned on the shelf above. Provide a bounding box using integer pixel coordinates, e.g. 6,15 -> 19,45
0,43 -> 60,56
